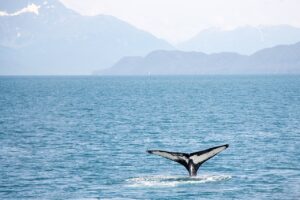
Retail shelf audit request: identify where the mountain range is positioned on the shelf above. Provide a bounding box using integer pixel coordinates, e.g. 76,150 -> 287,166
177,25 -> 300,55
99,42 -> 300,75
0,0 -> 173,75
1,0 -> 300,75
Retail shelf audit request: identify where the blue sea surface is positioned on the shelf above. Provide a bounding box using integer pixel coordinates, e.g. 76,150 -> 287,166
0,76 -> 300,199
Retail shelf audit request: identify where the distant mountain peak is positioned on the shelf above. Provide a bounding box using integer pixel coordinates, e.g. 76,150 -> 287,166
178,25 -> 300,55
0,0 -> 173,75
0,0 -> 60,12
0,3 -> 40,16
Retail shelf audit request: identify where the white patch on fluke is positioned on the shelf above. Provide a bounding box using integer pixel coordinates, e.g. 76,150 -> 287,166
126,174 -> 231,187
190,145 -> 227,164
0,4 -> 40,17
149,150 -> 189,163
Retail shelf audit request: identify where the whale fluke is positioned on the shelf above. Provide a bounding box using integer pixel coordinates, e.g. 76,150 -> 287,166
147,144 -> 229,176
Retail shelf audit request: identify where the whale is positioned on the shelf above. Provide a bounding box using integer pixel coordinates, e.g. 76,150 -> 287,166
147,144 -> 229,176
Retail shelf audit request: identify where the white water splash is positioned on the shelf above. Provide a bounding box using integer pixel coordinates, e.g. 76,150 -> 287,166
126,174 -> 231,187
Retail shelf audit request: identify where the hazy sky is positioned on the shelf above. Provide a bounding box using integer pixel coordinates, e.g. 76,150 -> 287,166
59,0 -> 300,43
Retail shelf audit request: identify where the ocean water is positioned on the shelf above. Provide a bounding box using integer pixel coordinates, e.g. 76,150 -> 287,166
0,76 -> 299,200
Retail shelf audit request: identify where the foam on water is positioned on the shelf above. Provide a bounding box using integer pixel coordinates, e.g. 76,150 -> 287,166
126,174 -> 232,187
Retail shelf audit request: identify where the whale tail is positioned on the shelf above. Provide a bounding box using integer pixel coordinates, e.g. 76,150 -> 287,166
147,144 -> 229,176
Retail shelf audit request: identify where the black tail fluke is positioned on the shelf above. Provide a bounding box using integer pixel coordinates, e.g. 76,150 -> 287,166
147,144 -> 229,176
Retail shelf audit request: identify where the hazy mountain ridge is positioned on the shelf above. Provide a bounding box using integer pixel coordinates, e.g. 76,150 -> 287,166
100,42 -> 300,75
177,25 -> 300,55
0,0 -> 173,75
1,1 -> 300,75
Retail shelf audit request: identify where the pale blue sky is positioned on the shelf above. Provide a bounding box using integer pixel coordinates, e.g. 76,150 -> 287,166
60,0 -> 300,43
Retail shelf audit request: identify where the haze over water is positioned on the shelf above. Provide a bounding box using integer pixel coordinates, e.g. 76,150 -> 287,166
0,76 -> 300,199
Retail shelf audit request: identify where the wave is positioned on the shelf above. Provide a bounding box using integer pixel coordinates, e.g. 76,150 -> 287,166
125,174 -> 232,187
